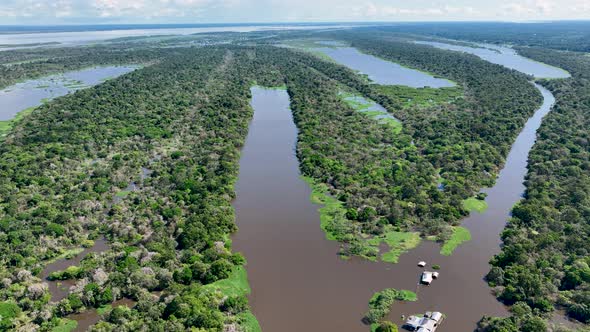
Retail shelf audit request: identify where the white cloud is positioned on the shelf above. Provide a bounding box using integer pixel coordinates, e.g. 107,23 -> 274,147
350,2 -> 480,20
0,0 -> 588,24
500,0 -> 590,19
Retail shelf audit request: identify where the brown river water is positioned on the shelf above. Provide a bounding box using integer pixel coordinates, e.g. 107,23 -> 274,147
232,83 -> 555,332
41,237 -> 138,332
41,238 -> 110,303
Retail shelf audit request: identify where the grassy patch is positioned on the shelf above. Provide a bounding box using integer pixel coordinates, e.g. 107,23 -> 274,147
379,117 -> 403,134
375,85 -> 463,109
302,176 -> 348,241
340,91 -> 403,135
51,319 -> 77,332
252,84 -> 287,91
303,177 -> 415,262
369,230 -> 421,264
0,105 -> 37,136
237,311 -> 262,332
462,197 -> 488,213
202,267 -> 261,332
202,265 -> 251,298
440,226 -> 471,256
397,289 -> 418,302
96,304 -> 112,315
0,301 -> 20,327
115,190 -> 131,198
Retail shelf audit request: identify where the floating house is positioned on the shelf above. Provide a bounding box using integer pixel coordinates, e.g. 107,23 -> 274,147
404,312 -> 444,332
420,271 -> 439,285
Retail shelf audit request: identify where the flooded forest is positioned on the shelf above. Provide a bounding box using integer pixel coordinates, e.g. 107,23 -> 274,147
0,23 -> 588,332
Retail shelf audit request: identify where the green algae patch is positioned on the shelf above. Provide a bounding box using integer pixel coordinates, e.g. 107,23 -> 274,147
369,230 -> 421,264
339,91 -> 403,134
51,319 -> 77,332
463,197 -> 488,213
237,311 -> 262,332
440,226 -> 471,256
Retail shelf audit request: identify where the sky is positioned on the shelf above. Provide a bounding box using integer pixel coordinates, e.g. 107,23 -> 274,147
0,0 -> 589,25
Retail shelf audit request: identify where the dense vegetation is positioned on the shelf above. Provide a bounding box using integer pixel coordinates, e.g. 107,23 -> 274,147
1,25 -> 587,331
0,45 -> 166,89
271,31 -> 543,257
363,22 -> 590,52
364,288 -> 416,325
0,46 -> 267,331
0,30 -> 268,90
480,47 -> 590,330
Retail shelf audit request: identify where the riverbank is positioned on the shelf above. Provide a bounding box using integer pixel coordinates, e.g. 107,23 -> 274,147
0,65 -> 138,138
230,42 -> 565,331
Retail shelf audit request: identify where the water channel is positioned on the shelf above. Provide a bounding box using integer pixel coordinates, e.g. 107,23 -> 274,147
315,46 -> 455,88
232,40 -> 569,331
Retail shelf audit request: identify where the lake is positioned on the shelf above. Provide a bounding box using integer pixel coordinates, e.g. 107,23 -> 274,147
0,66 -> 137,122
315,46 -> 455,87
232,40 -> 566,330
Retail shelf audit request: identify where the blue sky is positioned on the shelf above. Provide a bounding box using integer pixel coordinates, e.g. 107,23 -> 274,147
1,0 -> 589,25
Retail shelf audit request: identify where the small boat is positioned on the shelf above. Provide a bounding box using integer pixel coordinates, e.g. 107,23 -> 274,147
418,261 -> 426,267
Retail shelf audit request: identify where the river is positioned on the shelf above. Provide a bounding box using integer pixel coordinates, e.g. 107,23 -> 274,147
232,41 -> 568,331
415,41 -> 570,79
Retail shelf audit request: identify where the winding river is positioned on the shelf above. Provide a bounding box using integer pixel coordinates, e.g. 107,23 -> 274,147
232,41 -> 569,332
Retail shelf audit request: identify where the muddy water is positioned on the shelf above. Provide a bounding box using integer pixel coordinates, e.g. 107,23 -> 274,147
41,238 -> 110,302
69,298 -> 136,332
40,237 -> 139,331
387,84 -> 555,329
233,75 -> 557,331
